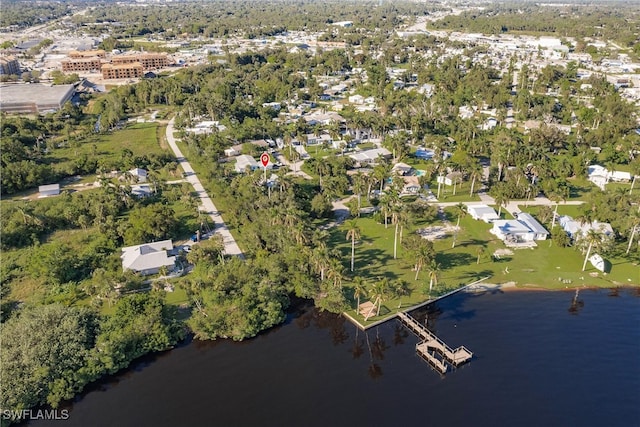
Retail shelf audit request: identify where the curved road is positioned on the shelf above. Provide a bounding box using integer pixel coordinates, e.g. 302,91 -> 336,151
165,119 -> 244,258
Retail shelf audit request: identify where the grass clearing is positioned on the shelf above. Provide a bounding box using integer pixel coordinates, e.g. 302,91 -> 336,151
337,208 -> 640,324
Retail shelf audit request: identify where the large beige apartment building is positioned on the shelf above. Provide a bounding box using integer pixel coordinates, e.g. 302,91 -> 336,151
69,49 -> 106,59
101,63 -> 144,80
61,57 -> 103,73
111,52 -> 169,69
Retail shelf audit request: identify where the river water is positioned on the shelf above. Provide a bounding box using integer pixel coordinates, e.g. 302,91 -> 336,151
28,288 -> 640,427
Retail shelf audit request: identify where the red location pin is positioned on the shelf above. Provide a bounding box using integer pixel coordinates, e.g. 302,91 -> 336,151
260,152 -> 270,168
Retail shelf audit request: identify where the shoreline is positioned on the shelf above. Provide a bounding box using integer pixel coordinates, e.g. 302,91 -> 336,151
467,281 -> 640,293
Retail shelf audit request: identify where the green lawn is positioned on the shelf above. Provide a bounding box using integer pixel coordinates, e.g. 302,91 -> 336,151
50,122 -> 163,169
335,208 -> 640,325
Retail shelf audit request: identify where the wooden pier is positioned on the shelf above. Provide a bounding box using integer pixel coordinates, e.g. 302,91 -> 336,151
397,312 -> 473,374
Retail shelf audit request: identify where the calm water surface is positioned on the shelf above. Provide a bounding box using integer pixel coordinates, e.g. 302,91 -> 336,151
29,288 -> 640,427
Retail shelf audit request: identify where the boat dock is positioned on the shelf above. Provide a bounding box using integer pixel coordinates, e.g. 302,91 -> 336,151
397,312 -> 473,374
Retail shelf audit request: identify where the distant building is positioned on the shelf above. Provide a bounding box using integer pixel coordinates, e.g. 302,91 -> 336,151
0,56 -> 20,75
101,63 -> 143,80
111,52 -> 169,69
100,53 -> 170,80
0,84 -> 75,113
69,50 -> 106,59
61,57 -> 102,73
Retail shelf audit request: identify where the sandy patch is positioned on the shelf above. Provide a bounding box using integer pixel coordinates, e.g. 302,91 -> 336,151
417,224 -> 458,241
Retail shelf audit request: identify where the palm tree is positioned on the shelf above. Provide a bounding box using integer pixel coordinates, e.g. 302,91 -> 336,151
370,278 -> 390,316
353,276 -> 368,311
626,210 -> 640,255
391,205 -> 402,259
352,172 -> 367,212
412,241 -> 433,281
579,229 -> 607,272
452,202 -> 466,248
346,220 -> 361,272
311,246 -> 331,281
476,245 -> 485,264
327,258 -> 345,288
468,164 -> 483,197
493,191 -> 507,217
427,261 -> 440,294
379,194 -> 393,229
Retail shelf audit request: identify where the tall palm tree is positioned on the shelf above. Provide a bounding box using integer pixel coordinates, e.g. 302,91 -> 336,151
468,163 -> 483,197
580,229 -> 607,272
327,258 -> 345,288
494,191 -> 507,217
379,194 -> 393,229
353,276 -> 368,311
476,245 -> 485,264
412,242 -> 433,281
452,203 -> 466,248
371,278 -> 390,316
352,172 -> 366,212
346,219 -> 361,272
427,261 -> 440,294
626,210 -> 640,255
391,205 -> 402,260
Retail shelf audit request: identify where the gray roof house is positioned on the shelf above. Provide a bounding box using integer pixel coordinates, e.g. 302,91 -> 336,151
121,239 -> 176,275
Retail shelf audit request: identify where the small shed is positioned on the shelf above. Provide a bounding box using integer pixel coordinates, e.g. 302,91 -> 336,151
39,183 -> 60,198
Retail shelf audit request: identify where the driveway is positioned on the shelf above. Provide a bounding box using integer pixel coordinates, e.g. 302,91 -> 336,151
165,119 -> 244,258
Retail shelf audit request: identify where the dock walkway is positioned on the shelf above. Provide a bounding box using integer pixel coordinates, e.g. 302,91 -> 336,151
397,312 -> 473,373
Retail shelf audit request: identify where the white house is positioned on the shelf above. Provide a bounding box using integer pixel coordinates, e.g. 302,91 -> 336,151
131,184 -> 153,198
39,183 -> 60,198
349,148 -> 392,165
467,204 -> 500,223
348,94 -> 364,104
392,162 -> 413,176
235,155 -> 261,173
128,168 -> 147,183
121,240 -> 176,275
224,144 -> 243,157
558,216 -> 614,240
491,213 -> 549,243
480,117 -> 498,131
588,165 -> 609,190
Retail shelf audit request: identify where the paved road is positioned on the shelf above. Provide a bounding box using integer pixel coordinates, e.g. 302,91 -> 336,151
436,194 -> 584,218
165,119 -> 244,258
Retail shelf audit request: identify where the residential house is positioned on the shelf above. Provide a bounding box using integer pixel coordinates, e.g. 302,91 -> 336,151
128,168 -> 147,183
121,239 -> 176,275
401,176 -> 421,195
349,148 -> 392,165
491,212 -> 549,243
39,184 -> 60,198
467,204 -> 500,223
414,147 -> 435,160
392,162 -> 413,176
480,117 -> 498,131
235,154 -> 261,173
558,216 -> 614,240
131,184 -> 153,198
224,144 -> 243,157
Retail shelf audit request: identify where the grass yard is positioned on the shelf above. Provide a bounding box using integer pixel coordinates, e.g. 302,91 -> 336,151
44,122 -> 164,178
335,207 -> 640,325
